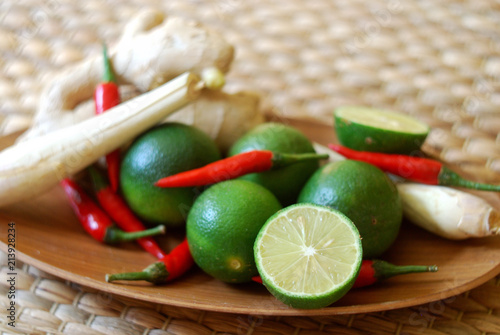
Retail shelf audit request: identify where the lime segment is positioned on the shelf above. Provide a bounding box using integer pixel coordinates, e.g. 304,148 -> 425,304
254,204 -> 362,309
334,106 -> 430,154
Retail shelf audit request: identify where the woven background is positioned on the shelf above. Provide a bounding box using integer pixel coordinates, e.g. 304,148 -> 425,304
1,0 -> 500,334
1,251 -> 500,335
1,0 -> 500,180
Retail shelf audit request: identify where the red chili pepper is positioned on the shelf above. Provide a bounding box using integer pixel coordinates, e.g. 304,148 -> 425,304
94,44 -> 121,192
328,144 -> 500,192
87,166 -> 168,259
60,178 -> 165,244
251,276 -> 263,284
251,260 -> 438,289
155,150 -> 329,188
105,238 -> 194,284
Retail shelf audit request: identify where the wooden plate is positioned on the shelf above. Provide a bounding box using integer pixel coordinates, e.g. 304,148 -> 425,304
1,118 -> 500,316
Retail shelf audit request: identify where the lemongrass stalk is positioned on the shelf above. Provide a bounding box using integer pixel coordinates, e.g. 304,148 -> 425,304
397,183 -> 500,239
0,72 -> 205,207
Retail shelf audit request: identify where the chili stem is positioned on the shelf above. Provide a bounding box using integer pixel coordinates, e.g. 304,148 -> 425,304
371,260 -> 438,280
105,225 -> 165,243
352,260 -> 437,289
271,152 -> 330,169
106,262 -> 168,283
102,43 -> 115,83
439,166 -> 500,192
106,238 -> 193,284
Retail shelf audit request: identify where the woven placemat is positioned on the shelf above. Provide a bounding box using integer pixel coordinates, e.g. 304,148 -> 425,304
1,0 -> 500,183
1,250 -> 500,334
1,0 -> 500,334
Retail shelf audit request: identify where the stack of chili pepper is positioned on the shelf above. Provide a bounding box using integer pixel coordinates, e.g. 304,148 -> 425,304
60,45 -> 194,284
94,45 -> 194,283
61,166 -> 193,283
88,166 -> 194,283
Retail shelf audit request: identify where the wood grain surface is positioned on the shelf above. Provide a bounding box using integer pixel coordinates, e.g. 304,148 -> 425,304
0,119 -> 499,316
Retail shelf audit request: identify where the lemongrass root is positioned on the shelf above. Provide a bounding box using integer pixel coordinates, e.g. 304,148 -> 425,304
397,183 -> 500,239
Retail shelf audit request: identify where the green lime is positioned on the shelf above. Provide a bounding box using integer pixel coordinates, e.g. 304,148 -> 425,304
254,203 -> 363,309
186,180 -> 282,283
228,122 -> 319,206
334,106 -> 430,154
120,123 -> 221,227
298,160 -> 402,258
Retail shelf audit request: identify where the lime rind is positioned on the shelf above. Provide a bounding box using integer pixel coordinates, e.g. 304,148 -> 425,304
120,123 -> 221,226
335,106 -> 429,133
187,180 -> 282,283
297,160 -> 403,258
254,203 -> 363,309
334,106 -> 430,154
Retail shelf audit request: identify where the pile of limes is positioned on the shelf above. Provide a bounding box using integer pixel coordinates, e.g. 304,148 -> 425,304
119,107 -> 429,309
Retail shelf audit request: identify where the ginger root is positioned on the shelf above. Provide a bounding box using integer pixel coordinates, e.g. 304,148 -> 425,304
20,9 -> 235,141
166,90 -> 264,153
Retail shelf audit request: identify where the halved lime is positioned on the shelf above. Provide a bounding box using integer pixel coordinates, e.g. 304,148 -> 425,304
254,204 -> 363,309
334,106 -> 430,154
